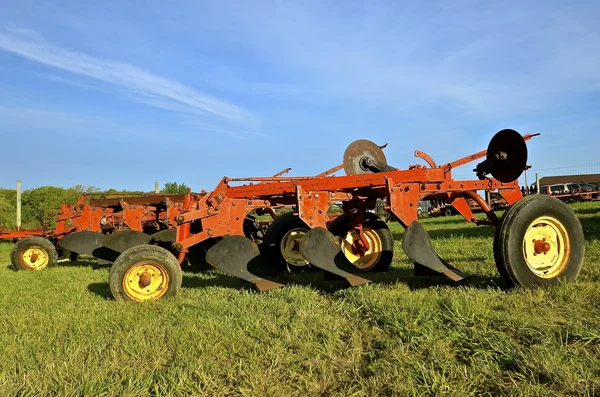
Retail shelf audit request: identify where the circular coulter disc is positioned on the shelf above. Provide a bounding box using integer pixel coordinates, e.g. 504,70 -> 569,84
487,129 -> 528,183
343,139 -> 388,175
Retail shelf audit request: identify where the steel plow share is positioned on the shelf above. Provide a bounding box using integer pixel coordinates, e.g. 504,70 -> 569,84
299,227 -> 372,287
102,230 -> 152,254
58,231 -> 120,262
402,221 -> 469,282
149,228 -> 176,243
205,235 -> 286,291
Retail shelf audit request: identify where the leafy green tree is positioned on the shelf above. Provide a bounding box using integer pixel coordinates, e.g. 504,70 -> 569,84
71,185 -> 102,194
161,182 -> 190,194
0,194 -> 15,228
21,186 -> 82,229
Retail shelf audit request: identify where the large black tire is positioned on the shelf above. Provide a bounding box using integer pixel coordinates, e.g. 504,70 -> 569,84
11,236 -> 58,271
109,245 -> 182,302
493,195 -> 540,284
494,195 -> 584,288
328,212 -> 394,272
263,212 -> 311,273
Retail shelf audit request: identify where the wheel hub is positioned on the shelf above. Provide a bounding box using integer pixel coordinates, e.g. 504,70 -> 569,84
533,239 -> 551,255
341,227 -> 382,270
123,261 -> 170,302
523,216 -> 570,278
22,247 -> 49,270
280,228 -> 309,266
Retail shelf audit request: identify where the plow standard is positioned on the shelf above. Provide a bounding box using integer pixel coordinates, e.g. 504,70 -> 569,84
104,129 -> 585,302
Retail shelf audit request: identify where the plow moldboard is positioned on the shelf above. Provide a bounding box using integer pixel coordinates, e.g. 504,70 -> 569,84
205,235 -> 285,291
402,221 -> 468,282
58,231 -> 120,262
299,227 -> 371,286
102,230 -> 152,254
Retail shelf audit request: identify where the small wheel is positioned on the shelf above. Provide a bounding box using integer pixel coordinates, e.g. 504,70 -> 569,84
263,212 -> 311,272
109,245 -> 182,302
11,237 -> 58,271
328,212 -> 394,272
494,195 -> 584,288
444,207 -> 453,217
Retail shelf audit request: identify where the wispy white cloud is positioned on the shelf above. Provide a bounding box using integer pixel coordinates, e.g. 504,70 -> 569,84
180,119 -> 268,140
0,106 -> 154,137
0,29 -> 255,125
34,72 -> 101,92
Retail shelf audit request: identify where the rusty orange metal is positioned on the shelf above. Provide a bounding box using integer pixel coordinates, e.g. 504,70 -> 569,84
0,193 -> 194,243
168,132 -> 538,261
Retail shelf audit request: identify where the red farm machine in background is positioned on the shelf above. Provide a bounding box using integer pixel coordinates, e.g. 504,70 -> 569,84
98,128 -> 585,302
1,193 -> 192,271
3,170 -> 301,272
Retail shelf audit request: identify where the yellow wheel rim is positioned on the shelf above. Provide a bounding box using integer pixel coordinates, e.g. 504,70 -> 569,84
341,227 -> 382,271
21,247 -> 50,270
523,216 -> 570,278
122,261 -> 170,302
280,228 -> 309,266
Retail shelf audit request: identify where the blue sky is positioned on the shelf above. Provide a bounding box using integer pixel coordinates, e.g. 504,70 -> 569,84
0,1 -> 599,192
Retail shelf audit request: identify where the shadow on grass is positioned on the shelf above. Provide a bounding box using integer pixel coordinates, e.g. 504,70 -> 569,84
189,264 -> 505,294
88,282 -> 111,299
86,264 -> 505,299
579,216 -> 600,241
393,225 -> 496,242
574,207 -> 600,216
182,273 -> 250,290
5,259 -> 111,271
87,272 -> 255,300
57,259 -> 112,270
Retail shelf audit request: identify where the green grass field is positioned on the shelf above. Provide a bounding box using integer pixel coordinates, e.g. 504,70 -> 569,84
1,202 -> 599,396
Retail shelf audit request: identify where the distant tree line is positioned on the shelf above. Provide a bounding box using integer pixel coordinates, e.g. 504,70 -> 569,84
0,182 -> 189,230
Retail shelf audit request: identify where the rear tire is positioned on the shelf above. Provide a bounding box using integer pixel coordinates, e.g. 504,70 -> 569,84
328,212 -> 394,272
11,237 -> 58,271
494,195 -> 584,288
109,245 -> 182,302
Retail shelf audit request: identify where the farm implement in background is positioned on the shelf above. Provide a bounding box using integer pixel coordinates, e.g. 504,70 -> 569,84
2,193 -> 192,271
3,167 -> 304,272
105,128 -> 586,302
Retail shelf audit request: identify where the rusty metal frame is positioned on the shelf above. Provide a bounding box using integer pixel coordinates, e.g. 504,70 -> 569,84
170,133 -> 539,262
0,193 -> 192,242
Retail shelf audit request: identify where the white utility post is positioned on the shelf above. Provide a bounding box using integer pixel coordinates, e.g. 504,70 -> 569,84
16,180 -> 22,230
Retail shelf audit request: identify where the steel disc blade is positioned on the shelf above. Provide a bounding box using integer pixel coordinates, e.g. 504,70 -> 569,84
487,129 -> 528,183
299,227 -> 371,286
343,139 -> 388,175
205,235 -> 285,291
58,231 -> 104,256
150,228 -> 176,243
102,230 -> 151,254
